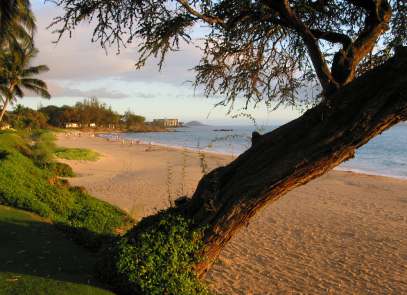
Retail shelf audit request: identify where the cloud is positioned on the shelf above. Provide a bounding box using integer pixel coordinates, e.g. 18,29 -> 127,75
117,43 -> 203,84
132,91 -> 157,99
57,86 -> 129,99
32,3 -> 202,84
26,80 -> 129,99
32,4 -> 139,80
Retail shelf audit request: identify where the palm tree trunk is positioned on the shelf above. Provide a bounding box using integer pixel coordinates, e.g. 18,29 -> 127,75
182,48 -> 407,276
0,98 -> 10,123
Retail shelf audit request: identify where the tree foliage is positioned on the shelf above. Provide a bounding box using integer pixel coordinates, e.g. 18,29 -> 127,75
0,44 -> 50,122
38,98 -> 146,128
51,0 -> 406,109
123,110 -> 146,128
0,0 -> 36,48
7,104 -> 49,129
39,99 -> 118,127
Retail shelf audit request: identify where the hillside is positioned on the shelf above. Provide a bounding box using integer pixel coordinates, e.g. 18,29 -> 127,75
184,121 -> 207,127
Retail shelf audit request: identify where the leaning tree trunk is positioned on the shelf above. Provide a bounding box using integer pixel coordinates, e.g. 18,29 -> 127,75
184,48 -> 407,277
0,98 -> 9,123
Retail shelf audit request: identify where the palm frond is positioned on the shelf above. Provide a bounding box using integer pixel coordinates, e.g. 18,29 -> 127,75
0,1 -> 18,44
22,65 -> 49,77
8,21 -> 33,45
21,78 -> 48,89
14,85 -> 24,98
0,6 -> 50,107
16,1 -> 36,33
0,0 -> 35,48
22,83 -> 51,99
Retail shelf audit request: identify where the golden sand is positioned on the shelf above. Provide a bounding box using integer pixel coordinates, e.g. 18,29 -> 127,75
57,132 -> 407,294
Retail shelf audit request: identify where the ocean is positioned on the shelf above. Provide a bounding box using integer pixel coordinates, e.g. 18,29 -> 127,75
103,123 -> 407,179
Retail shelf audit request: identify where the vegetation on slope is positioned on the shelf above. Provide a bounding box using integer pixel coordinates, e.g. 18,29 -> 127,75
0,130 -> 132,249
0,129 -> 209,294
0,205 -> 115,295
55,147 -> 100,161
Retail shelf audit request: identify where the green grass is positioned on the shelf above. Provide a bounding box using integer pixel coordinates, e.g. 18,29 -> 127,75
55,148 -> 100,161
0,130 -> 132,249
0,205 -> 115,295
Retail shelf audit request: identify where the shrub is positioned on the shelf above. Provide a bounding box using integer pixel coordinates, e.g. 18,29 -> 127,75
97,210 -> 209,295
46,161 -> 75,177
31,130 -> 57,166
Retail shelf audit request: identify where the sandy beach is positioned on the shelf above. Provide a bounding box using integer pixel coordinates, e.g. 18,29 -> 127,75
57,132 -> 407,294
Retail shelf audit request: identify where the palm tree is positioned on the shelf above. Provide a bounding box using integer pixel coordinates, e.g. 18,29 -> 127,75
0,0 -> 35,48
0,44 -> 50,122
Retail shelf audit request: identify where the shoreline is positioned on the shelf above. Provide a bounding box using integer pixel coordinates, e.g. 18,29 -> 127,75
96,132 -> 240,158
97,131 -> 407,181
335,166 -> 407,180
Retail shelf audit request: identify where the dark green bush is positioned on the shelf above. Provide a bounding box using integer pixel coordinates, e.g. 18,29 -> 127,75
98,210 -> 209,295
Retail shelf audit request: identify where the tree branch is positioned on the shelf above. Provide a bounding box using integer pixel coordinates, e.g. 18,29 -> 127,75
176,0 -> 224,25
331,0 -> 392,85
347,0 -> 376,12
353,0 -> 392,60
311,29 -> 352,48
269,0 -> 339,95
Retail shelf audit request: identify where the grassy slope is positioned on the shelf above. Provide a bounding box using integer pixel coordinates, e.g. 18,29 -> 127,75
0,205 -> 115,295
55,147 -> 100,161
0,131 -> 132,249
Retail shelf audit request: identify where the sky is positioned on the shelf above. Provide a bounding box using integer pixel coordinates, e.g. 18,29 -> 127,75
20,1 -> 302,125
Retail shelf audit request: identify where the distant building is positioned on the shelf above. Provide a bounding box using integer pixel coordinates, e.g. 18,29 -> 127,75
89,123 -> 97,128
65,122 -> 80,128
153,119 -> 179,127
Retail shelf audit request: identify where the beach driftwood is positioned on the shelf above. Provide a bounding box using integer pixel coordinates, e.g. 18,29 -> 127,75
186,48 -> 407,276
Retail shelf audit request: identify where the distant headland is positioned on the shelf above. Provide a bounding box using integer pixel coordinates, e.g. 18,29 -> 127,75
184,121 -> 207,127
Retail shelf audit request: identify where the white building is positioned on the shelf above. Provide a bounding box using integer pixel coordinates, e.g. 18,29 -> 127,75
65,122 -> 80,128
153,119 -> 179,127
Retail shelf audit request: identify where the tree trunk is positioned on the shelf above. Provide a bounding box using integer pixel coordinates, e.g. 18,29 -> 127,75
0,98 -> 10,122
184,48 -> 407,277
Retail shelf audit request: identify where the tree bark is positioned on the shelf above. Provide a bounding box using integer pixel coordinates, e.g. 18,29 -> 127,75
184,48 -> 407,277
0,98 -> 10,122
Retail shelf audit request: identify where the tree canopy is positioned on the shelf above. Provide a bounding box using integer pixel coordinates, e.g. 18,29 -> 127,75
38,98 -> 147,128
51,0 -> 406,109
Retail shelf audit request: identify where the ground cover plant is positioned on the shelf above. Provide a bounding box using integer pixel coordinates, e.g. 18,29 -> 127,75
98,209 -> 210,295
